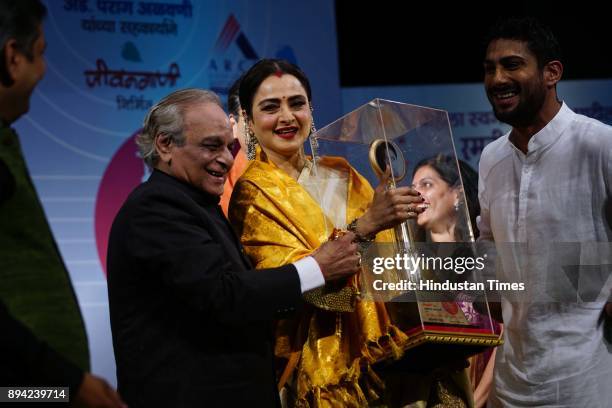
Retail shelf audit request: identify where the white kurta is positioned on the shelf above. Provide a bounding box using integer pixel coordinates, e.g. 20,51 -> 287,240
478,103 -> 612,407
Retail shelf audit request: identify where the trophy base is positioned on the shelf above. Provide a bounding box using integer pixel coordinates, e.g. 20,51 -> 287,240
373,301 -> 503,371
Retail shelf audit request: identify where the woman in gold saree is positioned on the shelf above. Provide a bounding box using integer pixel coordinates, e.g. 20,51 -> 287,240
229,59 -> 472,407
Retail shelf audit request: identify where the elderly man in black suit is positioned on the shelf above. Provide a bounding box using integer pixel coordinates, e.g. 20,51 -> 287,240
107,88 -> 361,407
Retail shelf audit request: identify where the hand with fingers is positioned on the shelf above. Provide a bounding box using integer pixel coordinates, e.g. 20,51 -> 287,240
73,373 -> 128,408
352,168 -> 426,240
311,231 -> 361,282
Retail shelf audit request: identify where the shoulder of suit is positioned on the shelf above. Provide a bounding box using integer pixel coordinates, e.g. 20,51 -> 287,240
124,177 -> 196,212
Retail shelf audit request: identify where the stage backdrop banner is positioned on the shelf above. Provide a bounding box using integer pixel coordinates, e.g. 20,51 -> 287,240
342,79 -> 612,171
14,0 -> 341,385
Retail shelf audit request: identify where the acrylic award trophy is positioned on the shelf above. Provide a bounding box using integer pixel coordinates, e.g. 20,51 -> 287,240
308,99 -> 502,368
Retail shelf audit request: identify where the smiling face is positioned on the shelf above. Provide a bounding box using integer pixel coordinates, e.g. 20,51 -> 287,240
158,102 -> 235,196
412,164 -> 459,233
483,39 -> 547,127
248,73 -> 311,159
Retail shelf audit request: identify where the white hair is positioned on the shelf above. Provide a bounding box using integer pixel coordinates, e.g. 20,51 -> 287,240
137,88 -> 222,168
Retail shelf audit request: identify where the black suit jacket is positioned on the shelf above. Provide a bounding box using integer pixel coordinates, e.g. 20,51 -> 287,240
107,169 -> 302,408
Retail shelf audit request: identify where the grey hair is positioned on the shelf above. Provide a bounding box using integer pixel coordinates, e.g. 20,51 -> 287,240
137,88 -> 222,168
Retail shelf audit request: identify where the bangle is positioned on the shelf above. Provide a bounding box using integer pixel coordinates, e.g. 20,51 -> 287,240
347,218 -> 376,242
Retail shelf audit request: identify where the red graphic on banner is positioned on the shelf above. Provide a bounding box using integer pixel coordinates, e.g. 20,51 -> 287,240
95,131 -> 145,275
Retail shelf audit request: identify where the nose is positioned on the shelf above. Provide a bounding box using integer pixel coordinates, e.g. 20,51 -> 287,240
493,67 -> 504,83
489,66 -> 509,87
278,102 -> 295,124
218,144 -> 235,170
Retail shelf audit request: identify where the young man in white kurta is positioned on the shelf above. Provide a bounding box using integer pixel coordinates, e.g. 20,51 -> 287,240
478,17 -> 612,407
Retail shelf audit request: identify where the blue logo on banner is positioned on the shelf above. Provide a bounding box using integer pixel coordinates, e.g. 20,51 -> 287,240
208,14 -> 258,97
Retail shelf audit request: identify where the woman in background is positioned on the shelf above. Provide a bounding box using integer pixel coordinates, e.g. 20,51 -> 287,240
412,154 -> 501,408
219,75 -> 248,216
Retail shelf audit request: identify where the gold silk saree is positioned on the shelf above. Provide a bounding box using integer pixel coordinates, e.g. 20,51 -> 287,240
229,153 -> 471,407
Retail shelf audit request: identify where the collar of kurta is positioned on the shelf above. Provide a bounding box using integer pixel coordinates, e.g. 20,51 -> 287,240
509,101 -> 573,156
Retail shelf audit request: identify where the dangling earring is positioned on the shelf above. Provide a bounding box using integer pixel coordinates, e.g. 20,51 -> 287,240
243,111 -> 258,161
310,105 -> 317,136
454,201 -> 460,212
309,105 -> 319,160
246,128 -> 258,161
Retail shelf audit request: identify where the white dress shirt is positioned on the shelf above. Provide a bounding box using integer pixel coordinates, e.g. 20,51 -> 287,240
294,256 -> 325,293
478,103 -> 612,407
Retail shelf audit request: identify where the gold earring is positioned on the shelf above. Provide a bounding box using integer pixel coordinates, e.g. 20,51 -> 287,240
246,128 -> 257,161
243,111 -> 258,161
309,105 -> 319,160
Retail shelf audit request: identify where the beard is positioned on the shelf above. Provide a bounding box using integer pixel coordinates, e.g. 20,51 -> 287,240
488,76 -> 547,128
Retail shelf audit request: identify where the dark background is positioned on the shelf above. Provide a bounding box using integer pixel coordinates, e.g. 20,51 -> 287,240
335,4 -> 612,86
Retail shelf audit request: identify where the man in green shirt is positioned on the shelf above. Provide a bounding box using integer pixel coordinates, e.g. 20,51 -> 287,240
0,1 -> 125,406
